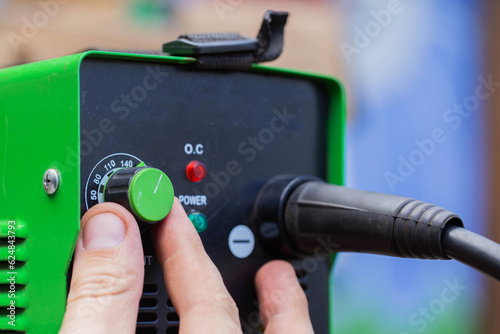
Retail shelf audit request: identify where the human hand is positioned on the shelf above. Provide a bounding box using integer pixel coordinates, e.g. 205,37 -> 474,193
59,199 -> 314,333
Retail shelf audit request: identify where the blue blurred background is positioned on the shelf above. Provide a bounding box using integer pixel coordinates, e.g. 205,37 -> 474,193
334,0 -> 487,333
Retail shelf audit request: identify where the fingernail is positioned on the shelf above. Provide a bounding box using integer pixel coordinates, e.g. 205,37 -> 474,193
83,213 -> 126,250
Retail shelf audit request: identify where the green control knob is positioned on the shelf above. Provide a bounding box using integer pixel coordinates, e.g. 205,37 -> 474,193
104,167 -> 175,223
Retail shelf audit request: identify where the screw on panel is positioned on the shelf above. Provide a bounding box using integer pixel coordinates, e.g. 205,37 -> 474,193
43,169 -> 60,195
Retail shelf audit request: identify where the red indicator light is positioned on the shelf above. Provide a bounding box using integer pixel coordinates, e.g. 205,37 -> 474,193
186,161 -> 207,182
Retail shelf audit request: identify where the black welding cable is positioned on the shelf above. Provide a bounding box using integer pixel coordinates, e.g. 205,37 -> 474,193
442,225 -> 500,280
255,176 -> 500,281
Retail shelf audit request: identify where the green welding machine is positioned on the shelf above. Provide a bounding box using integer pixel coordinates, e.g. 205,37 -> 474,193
0,11 -> 344,333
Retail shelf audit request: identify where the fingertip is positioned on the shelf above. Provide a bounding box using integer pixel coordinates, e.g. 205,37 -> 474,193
151,197 -> 203,263
83,213 -> 125,250
161,197 -> 192,227
255,260 -> 304,314
81,202 -> 140,237
255,261 -> 313,333
166,197 -> 186,218
255,260 -> 296,287
62,203 -> 144,333
79,203 -> 142,251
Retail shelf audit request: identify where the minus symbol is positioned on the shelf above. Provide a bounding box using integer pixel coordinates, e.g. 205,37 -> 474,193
233,239 -> 251,243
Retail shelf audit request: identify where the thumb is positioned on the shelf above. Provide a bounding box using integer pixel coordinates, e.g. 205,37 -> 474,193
59,203 -> 144,334
255,261 -> 314,334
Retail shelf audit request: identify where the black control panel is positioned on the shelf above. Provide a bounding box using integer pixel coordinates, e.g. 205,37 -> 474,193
79,58 -> 332,333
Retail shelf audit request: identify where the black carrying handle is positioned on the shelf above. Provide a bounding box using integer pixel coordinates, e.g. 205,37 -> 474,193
163,10 -> 289,69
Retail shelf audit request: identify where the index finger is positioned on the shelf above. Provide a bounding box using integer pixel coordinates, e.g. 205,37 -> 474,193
151,198 -> 242,334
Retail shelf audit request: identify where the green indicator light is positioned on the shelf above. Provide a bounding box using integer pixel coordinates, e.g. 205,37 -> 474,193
128,168 -> 174,223
189,212 -> 208,233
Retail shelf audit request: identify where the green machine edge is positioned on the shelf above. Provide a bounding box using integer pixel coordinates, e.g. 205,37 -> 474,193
0,51 -> 345,333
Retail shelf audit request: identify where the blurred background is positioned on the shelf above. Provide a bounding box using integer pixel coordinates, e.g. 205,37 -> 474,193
1,0 -> 498,333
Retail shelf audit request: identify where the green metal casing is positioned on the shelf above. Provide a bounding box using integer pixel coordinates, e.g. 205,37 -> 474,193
0,52 -> 345,333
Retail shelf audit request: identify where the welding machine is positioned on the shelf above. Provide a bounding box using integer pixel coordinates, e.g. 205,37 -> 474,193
0,11 -> 343,333
1,10 -> 500,334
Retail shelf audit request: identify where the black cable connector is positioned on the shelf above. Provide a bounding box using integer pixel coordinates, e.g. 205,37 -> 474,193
284,181 -> 463,260
255,176 -> 500,281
